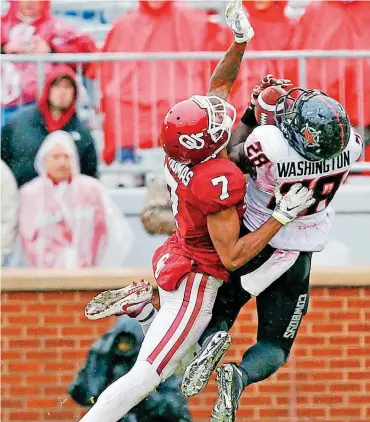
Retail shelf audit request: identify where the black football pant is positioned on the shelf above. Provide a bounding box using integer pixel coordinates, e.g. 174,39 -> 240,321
200,225 -> 312,388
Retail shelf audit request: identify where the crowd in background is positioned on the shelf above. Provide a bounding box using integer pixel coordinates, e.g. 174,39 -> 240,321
1,3 -> 368,418
1,0 -> 370,269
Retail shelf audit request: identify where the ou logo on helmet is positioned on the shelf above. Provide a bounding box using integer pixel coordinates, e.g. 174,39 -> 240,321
179,132 -> 205,150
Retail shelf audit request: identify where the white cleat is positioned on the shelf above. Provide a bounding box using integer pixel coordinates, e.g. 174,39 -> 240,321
85,280 -> 153,320
211,363 -> 244,422
181,331 -> 231,398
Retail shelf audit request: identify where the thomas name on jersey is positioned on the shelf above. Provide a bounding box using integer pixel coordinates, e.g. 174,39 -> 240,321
168,157 -> 194,186
277,150 -> 350,179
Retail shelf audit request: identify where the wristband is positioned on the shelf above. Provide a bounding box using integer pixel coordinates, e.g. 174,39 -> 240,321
241,105 -> 258,127
272,210 -> 289,226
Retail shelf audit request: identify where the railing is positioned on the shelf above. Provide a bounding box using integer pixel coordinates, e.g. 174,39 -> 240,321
2,51 -> 370,173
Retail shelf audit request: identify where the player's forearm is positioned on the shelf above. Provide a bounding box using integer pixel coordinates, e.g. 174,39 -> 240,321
227,122 -> 253,153
207,41 -> 246,101
227,218 -> 282,270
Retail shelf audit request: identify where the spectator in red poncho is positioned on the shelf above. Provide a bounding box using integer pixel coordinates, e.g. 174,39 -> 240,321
97,0 -> 229,166
229,1 -> 294,117
288,0 -> 370,160
1,0 -> 97,123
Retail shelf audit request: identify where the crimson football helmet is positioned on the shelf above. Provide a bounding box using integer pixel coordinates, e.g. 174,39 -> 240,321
160,95 -> 236,165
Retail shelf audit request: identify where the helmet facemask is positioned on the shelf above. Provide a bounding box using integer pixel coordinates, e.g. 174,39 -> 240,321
190,95 -> 236,156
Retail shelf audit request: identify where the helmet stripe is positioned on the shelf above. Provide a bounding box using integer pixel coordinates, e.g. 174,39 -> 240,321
320,97 -> 346,148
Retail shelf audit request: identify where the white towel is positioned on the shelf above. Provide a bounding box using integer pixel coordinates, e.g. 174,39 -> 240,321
241,249 -> 300,296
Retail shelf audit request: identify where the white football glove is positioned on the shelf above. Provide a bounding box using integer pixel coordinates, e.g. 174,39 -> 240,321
272,183 -> 316,225
225,0 -> 254,44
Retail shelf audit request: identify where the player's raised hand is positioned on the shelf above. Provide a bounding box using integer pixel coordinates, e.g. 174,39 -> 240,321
272,183 -> 315,225
225,0 -> 254,44
250,74 -> 292,106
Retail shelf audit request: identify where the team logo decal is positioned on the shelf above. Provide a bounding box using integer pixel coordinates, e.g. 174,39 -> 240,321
179,132 -> 205,150
301,123 -> 321,147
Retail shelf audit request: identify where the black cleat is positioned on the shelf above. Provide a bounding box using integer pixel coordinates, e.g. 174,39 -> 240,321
211,363 -> 244,422
181,331 -> 231,398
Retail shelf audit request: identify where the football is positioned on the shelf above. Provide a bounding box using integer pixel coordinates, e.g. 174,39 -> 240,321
254,85 -> 287,126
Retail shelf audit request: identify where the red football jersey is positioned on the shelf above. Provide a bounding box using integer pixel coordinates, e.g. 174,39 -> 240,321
161,156 -> 246,281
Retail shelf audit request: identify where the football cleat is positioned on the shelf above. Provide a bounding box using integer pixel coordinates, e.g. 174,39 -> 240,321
85,280 -> 153,320
181,331 -> 231,398
211,363 -> 244,422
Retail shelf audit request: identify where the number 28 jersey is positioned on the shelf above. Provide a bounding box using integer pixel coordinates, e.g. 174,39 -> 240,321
163,156 -> 246,281
244,125 -> 363,252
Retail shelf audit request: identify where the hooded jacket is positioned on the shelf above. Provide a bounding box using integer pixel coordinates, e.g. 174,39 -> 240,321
1,160 -> 18,263
69,317 -> 191,422
97,0 -> 230,163
288,0 -> 370,127
1,0 -> 97,107
18,130 -> 133,268
1,66 -> 98,187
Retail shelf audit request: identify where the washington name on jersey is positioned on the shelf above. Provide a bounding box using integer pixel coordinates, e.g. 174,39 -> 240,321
243,125 -> 363,252
277,150 -> 350,179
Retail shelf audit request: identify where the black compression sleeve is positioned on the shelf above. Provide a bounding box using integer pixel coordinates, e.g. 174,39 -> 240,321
241,105 -> 258,128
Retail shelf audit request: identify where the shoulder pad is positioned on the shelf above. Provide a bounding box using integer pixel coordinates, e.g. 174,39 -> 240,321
245,125 -> 289,163
348,127 -> 364,162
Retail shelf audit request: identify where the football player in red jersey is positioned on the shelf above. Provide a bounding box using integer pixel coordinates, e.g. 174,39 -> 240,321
80,2 -> 314,422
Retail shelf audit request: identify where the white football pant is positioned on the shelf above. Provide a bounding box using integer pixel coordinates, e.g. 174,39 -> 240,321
79,272 -> 222,422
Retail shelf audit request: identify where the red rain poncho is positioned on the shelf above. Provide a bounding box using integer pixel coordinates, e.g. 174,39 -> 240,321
97,0 -> 230,164
288,0 -> 370,128
1,0 -> 97,107
230,1 -> 294,116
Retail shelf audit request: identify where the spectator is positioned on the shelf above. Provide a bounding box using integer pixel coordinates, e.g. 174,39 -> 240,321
230,1 -> 294,115
141,171 -> 175,236
18,130 -> 133,268
1,0 -> 97,123
1,66 -> 98,187
69,317 -> 192,422
97,0 -> 229,167
1,160 -> 18,266
288,1 -> 370,132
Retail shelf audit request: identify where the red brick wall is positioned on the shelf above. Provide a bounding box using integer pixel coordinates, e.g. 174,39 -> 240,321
1,288 -> 369,422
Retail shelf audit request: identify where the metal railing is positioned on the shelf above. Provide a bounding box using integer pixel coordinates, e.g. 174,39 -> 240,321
2,51 -> 370,174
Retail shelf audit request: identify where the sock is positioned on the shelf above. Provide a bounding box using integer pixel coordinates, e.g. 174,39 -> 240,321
239,341 -> 288,387
135,303 -> 157,335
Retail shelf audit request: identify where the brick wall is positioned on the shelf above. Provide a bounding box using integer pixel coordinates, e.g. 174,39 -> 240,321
1,287 -> 369,422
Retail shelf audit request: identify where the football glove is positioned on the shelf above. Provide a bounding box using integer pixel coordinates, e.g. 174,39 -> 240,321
250,74 -> 292,106
272,183 -> 315,225
225,0 -> 254,44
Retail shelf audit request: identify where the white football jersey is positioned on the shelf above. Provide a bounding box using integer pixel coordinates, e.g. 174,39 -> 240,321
243,125 -> 363,251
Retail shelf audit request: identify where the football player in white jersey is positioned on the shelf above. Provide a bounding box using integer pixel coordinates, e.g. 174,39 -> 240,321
180,88 -> 364,421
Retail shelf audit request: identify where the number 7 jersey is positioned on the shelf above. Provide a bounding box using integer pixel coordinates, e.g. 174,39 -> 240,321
244,125 -> 363,251
163,156 -> 246,281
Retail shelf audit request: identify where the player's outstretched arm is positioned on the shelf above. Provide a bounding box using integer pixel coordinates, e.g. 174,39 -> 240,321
207,0 -> 253,100
207,184 -> 315,271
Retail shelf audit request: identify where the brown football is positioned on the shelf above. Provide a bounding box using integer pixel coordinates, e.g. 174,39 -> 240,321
254,85 -> 287,126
